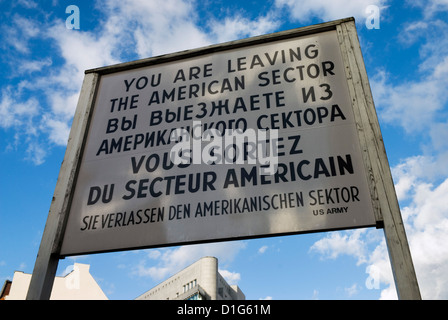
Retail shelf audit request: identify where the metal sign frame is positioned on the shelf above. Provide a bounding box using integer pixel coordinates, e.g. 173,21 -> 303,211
26,18 -> 421,300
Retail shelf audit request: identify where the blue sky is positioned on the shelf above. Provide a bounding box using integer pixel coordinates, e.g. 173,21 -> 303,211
1,0 -> 448,300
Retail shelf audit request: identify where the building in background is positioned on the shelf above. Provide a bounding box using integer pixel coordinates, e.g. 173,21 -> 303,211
1,263 -> 108,300
136,256 -> 245,300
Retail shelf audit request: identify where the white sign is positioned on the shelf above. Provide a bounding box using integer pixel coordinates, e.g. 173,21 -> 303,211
60,29 -> 376,255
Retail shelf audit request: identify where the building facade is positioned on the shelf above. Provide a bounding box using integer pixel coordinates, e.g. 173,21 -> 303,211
136,256 -> 245,300
1,263 -> 108,300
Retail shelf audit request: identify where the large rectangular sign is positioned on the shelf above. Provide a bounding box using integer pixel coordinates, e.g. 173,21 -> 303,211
60,22 -> 378,255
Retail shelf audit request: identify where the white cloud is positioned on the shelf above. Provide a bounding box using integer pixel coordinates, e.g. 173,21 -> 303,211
0,86 -> 47,165
394,177 -> 448,299
408,0 -> 448,18
25,142 -> 47,165
209,13 -> 279,43
147,250 -> 162,260
258,245 -> 269,254
1,14 -> 111,162
391,156 -> 438,201
1,0 -> 282,164
17,58 -> 53,74
345,283 -> 360,297
3,14 -> 40,54
309,230 -> 398,299
368,62 -> 448,298
219,269 -> 241,285
371,18 -> 448,137
364,238 -> 396,299
45,22 -> 120,85
310,168 -> 448,299
17,0 -> 38,9
0,87 -> 39,130
133,241 -> 247,281
101,0 -> 211,58
43,117 -> 71,146
309,229 -> 369,265
398,21 -> 435,45
102,0 -> 279,57
48,91 -> 79,121
371,69 -> 447,134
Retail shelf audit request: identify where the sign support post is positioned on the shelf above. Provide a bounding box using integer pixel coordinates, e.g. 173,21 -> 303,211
383,208 -> 421,299
26,73 -> 99,300
336,21 -> 421,299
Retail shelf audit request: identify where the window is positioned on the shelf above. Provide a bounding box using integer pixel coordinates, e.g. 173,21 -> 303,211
187,293 -> 203,300
183,279 -> 197,293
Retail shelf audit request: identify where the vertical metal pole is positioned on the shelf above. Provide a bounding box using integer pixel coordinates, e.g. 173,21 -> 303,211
26,73 -> 99,299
